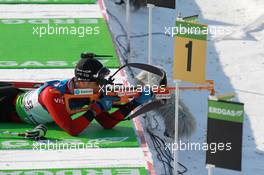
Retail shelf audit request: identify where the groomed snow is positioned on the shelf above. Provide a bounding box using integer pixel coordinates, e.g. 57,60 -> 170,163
102,0 -> 264,174
0,148 -> 146,170
0,0 -> 264,174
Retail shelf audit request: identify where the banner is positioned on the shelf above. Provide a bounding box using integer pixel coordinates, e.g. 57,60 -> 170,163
146,0 -> 175,9
173,20 -> 208,83
206,99 -> 244,171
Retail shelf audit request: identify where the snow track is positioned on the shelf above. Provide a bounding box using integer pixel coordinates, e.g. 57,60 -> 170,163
0,4 -> 102,18
0,2 -> 152,174
0,148 -> 145,170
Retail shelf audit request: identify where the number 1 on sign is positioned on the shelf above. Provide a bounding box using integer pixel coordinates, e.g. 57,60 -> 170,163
185,41 -> 193,72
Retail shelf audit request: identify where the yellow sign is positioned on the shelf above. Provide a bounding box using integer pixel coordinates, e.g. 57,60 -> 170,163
173,21 -> 208,84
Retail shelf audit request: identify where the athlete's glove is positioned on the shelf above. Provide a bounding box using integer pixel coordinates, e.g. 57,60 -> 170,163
24,124 -> 47,140
133,88 -> 154,105
96,95 -> 120,112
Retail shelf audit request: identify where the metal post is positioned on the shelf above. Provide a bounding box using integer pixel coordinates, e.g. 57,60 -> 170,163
126,0 -> 131,63
174,80 -> 180,175
206,164 -> 215,175
174,1 -> 181,174
147,4 -> 154,84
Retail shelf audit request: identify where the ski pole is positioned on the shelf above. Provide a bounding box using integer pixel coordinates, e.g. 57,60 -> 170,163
0,130 -> 25,137
0,124 -> 48,140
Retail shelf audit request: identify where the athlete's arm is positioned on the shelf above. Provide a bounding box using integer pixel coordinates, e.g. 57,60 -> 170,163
91,102 -> 138,129
39,87 -> 93,136
90,90 -> 154,129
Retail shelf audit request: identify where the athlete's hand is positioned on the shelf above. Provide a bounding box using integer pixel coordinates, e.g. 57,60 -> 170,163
24,124 -> 47,140
97,95 -> 120,112
134,88 -> 154,105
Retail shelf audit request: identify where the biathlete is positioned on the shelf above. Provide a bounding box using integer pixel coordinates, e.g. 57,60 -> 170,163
0,53 -> 153,137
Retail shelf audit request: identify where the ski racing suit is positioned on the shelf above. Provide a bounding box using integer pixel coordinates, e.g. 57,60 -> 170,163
14,79 -> 140,136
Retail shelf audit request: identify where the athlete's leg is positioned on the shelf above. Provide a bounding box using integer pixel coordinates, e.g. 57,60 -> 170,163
0,85 -> 23,122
